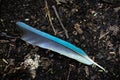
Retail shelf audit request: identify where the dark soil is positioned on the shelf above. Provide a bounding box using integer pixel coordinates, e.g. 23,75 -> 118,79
0,0 -> 120,80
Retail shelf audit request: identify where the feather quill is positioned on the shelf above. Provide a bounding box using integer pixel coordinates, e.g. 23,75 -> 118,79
16,22 -> 106,72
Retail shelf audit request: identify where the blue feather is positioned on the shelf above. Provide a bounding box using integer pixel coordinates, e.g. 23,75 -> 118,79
16,22 -> 106,72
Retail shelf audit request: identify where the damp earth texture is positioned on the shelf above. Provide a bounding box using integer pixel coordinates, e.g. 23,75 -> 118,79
0,0 -> 120,80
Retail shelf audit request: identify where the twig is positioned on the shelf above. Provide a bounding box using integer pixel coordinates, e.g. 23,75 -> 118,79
99,31 -> 109,40
45,0 -> 57,35
85,66 -> 89,77
2,59 -> 8,64
67,64 -> 73,80
52,5 -> 69,38
118,45 -> 120,55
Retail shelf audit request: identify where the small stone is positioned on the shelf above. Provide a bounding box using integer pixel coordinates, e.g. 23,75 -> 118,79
74,23 -> 83,34
25,18 -> 30,21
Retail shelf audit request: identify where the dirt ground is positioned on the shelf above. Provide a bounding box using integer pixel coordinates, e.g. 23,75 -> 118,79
0,0 -> 120,80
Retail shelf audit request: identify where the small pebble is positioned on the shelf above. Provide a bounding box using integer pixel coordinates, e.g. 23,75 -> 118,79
25,18 -> 30,21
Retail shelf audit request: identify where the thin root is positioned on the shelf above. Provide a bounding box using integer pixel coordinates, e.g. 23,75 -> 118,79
52,5 -> 69,38
45,0 -> 57,35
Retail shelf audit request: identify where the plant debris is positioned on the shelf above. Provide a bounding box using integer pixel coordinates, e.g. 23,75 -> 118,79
0,0 -> 119,80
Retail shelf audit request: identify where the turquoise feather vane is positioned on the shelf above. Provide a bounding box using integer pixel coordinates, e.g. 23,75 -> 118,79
16,22 -> 106,72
